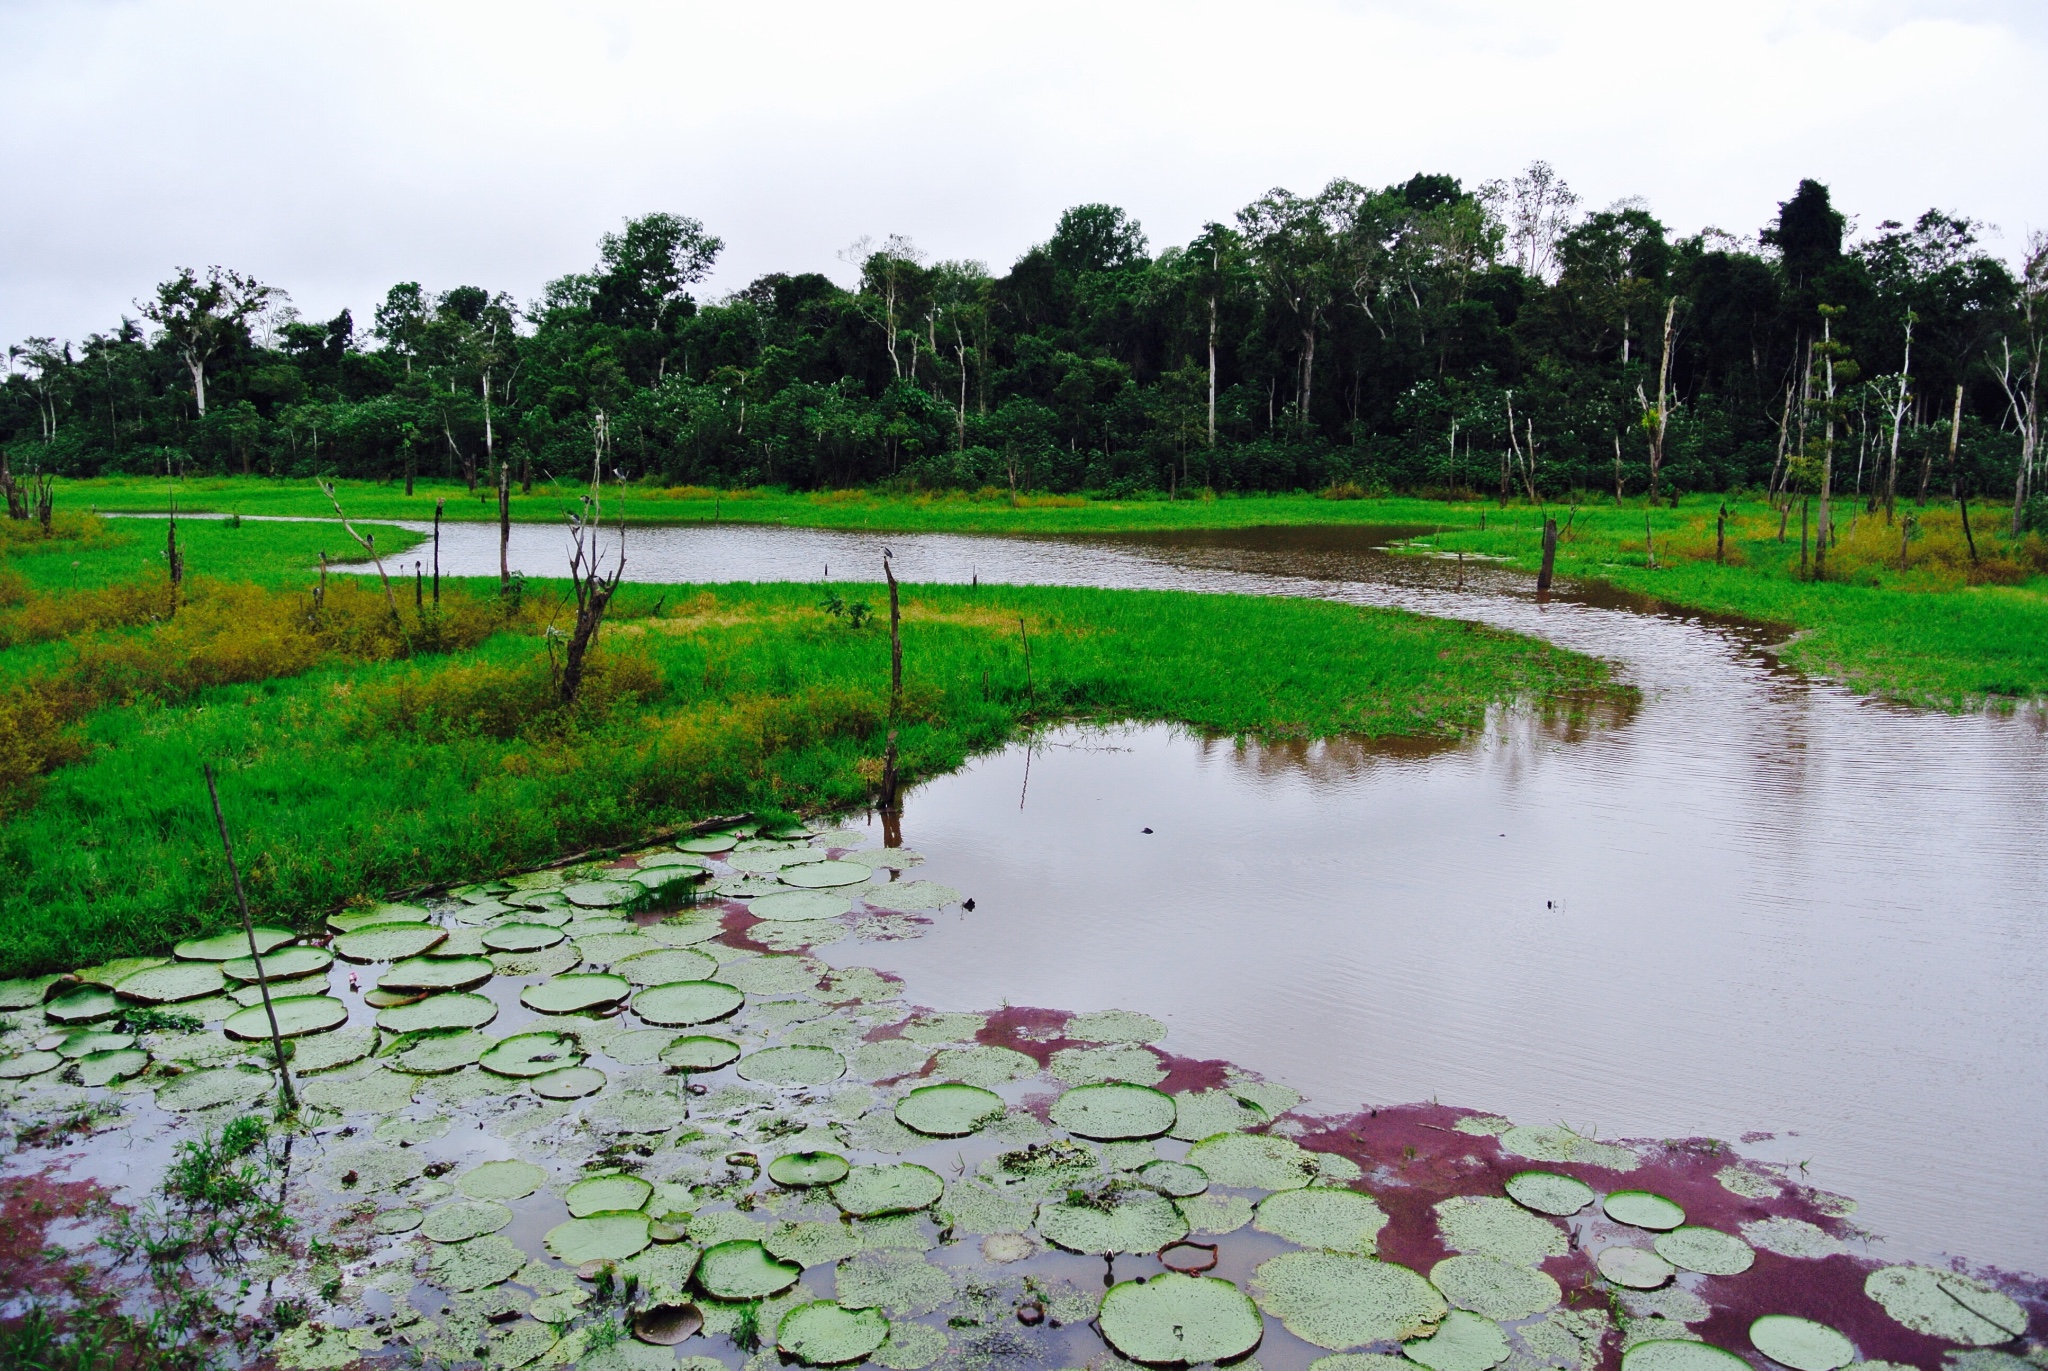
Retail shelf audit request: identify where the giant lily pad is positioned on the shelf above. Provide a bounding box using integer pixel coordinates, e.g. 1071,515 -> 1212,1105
567,1174 -> 654,1217
77,1048 -> 148,1087
736,1044 -> 845,1087
388,1029 -> 490,1073
421,1199 -> 515,1243
155,1063 -> 273,1112
1255,1187 -> 1389,1254
1863,1266 -> 2027,1345
55,1030 -> 133,1058
678,832 -> 739,853
547,1212 -> 651,1264
377,992 -> 498,1034
1504,1171 -> 1594,1217
44,986 -> 119,1024
224,994 -> 348,1040
114,962 -> 226,1004
380,956 -> 494,993
174,927 -> 296,961
1750,1316 -> 1855,1371
0,1050 -> 63,1079
1605,1191 -> 1686,1231
480,1031 -> 585,1077
1038,1191 -> 1188,1255
222,946 -> 332,982
1100,1273 -> 1263,1366
659,1035 -> 742,1071
1186,1131 -> 1320,1191
1429,1256 -> 1560,1321
1435,1196 -> 1568,1265
333,923 -> 447,962
329,903 -> 431,933
777,1302 -> 889,1365
460,1159 -> 548,1201
531,1066 -> 607,1099
1596,1246 -> 1674,1289
833,1251 -> 953,1318
482,923 -> 565,953
1051,1082 -> 1176,1140
0,976 -> 62,1009
766,1219 -> 862,1267
633,980 -> 744,1026
695,1239 -> 799,1299
614,947 -> 719,985
748,890 -> 853,923
1653,1227 -> 1754,1277
1170,1089 -> 1269,1141
521,973 -> 630,1015
564,881 -> 638,907
1139,1160 -> 1209,1198
1404,1310 -> 1511,1371
776,861 -> 872,888
428,1233 -> 527,1291
727,848 -> 826,873
1251,1251 -> 1448,1350
833,1163 -> 944,1217
894,1083 -> 1003,1137
769,1151 -> 851,1188
1623,1344 -> 1753,1371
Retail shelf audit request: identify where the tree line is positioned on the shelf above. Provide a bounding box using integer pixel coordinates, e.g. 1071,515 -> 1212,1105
3,166 -> 2043,523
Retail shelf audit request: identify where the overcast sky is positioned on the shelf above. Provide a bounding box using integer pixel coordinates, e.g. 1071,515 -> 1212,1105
3,0 -> 2043,348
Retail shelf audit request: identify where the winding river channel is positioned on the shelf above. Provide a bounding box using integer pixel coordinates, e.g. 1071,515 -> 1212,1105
343,517 -> 2046,1278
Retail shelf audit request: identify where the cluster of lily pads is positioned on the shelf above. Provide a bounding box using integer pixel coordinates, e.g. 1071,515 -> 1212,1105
0,822 -> 2037,1371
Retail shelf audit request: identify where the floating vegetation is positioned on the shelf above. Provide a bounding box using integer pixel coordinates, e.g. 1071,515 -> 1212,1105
378,954 -> 494,992
1252,1250 -> 1448,1349
632,979 -> 745,1025
659,1034 -> 742,1071
735,1043 -> 845,1086
894,1082 -> 1004,1136
460,1159 -> 548,1201
1430,1254 -> 1562,1321
1435,1195 -> 1570,1265
696,1239 -> 800,1298
520,972 -> 630,1014
1598,1245 -> 1676,1289
1186,1130 -> 1319,1190
1504,1169 -> 1594,1216
768,1151 -> 852,1187
479,1030 -> 584,1077
173,927 -> 296,960
1404,1308 -> 1512,1371
1100,1271 -> 1264,1364
376,990 -> 498,1034
1038,1188 -> 1188,1254
222,945 -> 331,981
113,960 -> 226,1003
834,1163 -> 945,1217
1862,1266 -> 2028,1345
546,1211 -> 652,1264
1049,1081 -> 1177,1139
1624,1343 -> 1754,1371
1605,1190 -> 1687,1231
1254,1186 -> 1390,1253
332,921 -> 447,962
1653,1226 -> 1755,1276
1749,1315 -> 1855,1371
566,1174 -> 653,1216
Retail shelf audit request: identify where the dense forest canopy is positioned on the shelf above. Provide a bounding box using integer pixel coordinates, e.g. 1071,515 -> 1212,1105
4,167 -> 2043,512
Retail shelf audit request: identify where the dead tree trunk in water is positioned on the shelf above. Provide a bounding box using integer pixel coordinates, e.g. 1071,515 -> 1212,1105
884,555 -> 902,717
1537,517 -> 1558,595
322,482 -> 399,619
203,764 -> 297,1112
560,417 -> 625,705
432,499 -> 444,604
497,462 -> 511,589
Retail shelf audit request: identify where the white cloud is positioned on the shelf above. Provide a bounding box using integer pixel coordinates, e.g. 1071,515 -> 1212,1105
2,0 -> 2041,344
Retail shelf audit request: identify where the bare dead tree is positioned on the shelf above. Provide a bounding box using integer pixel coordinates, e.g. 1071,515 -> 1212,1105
166,498 -> 185,615
559,412 -> 626,705
320,480 -> 399,618
497,461 -> 511,589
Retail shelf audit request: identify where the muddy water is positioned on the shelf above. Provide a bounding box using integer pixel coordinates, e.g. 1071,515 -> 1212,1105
368,518 -> 2048,1275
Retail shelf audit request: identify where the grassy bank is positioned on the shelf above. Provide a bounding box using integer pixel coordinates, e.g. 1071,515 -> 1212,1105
0,517 -> 1614,977
58,475 -> 2048,708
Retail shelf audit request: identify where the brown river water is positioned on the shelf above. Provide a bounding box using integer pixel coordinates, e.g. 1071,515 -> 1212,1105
342,518 -> 2047,1277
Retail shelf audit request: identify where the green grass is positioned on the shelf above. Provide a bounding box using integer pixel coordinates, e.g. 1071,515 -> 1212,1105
0,523 -> 1614,977
3,514 -> 426,592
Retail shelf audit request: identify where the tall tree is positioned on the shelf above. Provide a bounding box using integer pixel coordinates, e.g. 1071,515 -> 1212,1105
138,266 -> 275,416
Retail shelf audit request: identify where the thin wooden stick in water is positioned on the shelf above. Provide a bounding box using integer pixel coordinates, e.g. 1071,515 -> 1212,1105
204,764 -> 297,1111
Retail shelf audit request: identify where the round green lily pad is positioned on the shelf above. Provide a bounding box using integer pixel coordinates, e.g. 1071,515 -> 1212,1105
332,922 -> 448,962
521,973 -> 631,1014
482,923 -> 565,953
737,1044 -> 845,1087
1429,1255 -> 1561,1322
614,947 -> 719,986
567,1174 -> 654,1217
748,890 -> 854,923
777,861 -> 872,888
545,1211 -> 651,1264
1255,1187 -> 1390,1254
44,986 -> 119,1024
113,962 -> 226,1004
1050,1082 -> 1176,1140
633,980 -> 744,1026
769,1151 -> 851,1187
1653,1227 -> 1755,1276
834,1163 -> 944,1217
329,903 -> 431,933
1187,1131 -> 1319,1191
1605,1191 -> 1686,1231
1622,1343 -> 1754,1371
155,1063 -> 273,1112
480,1031 -> 585,1077
726,847 -> 823,873
1100,1272 -> 1263,1366
421,1199 -> 515,1243
389,1029 -> 490,1073
695,1239 -> 800,1299
373,1208 -> 423,1235
77,1048 -> 149,1087
1596,1246 -> 1674,1289
658,1035 -> 741,1071
1404,1309 -> 1511,1371
379,956 -> 494,993
1863,1266 -> 2028,1345
1750,1315 -> 1854,1371
1039,1191 -> 1189,1255
426,1233 -> 526,1291
0,976 -> 62,1009
1435,1196 -> 1568,1265
1504,1170 -> 1595,1216
223,994 -> 348,1040
222,946 -> 332,982
564,880 -> 638,907
677,833 -> 738,853
1251,1250 -> 1448,1350
1139,1160 -> 1209,1197
174,927 -> 295,961
531,1065 -> 607,1099
777,1301 -> 889,1365
0,1050 -> 63,1079
459,1159 -> 548,1201
55,1030 -> 134,1059
377,992 -> 498,1034
894,1083 -> 1003,1137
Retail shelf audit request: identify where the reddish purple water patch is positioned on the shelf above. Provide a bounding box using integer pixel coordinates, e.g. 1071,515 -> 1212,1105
0,1168 -> 109,1306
